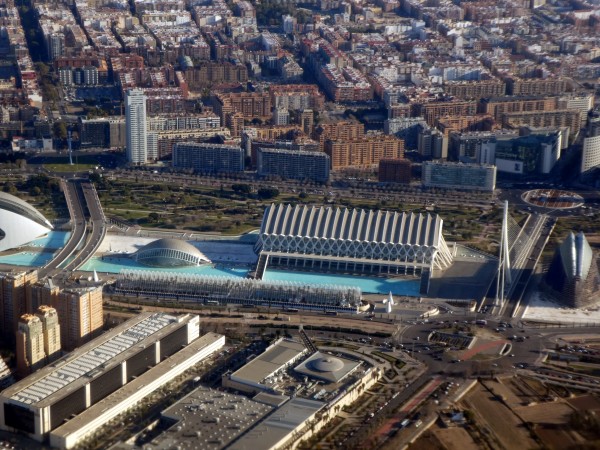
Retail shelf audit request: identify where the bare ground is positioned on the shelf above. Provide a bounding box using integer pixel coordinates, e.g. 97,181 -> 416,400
432,426 -> 480,450
461,382 -> 538,450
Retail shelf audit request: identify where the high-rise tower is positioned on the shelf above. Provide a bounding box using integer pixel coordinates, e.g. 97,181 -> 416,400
126,88 -> 148,164
16,314 -> 45,377
36,305 -> 61,362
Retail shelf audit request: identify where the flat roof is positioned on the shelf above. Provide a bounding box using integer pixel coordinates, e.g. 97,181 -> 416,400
231,340 -> 305,385
228,397 -> 324,450
427,253 -> 497,301
154,386 -> 273,450
3,313 -> 190,408
50,332 -> 224,440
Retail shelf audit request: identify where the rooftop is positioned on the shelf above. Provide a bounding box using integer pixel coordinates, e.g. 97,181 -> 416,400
231,339 -> 306,385
154,386 -> 273,450
4,313 -> 190,408
259,204 -> 445,248
50,332 -> 224,441
228,397 -> 324,450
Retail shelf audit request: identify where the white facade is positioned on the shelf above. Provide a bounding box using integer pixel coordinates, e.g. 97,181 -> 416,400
0,192 -> 53,252
540,140 -> 561,174
125,89 -> 148,164
50,333 -> 225,449
478,141 -> 496,164
495,158 -> 523,174
581,135 -> 600,173
0,313 -> 203,443
256,204 -> 453,272
272,107 -> 289,126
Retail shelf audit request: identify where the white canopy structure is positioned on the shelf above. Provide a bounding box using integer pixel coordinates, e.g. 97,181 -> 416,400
0,192 -> 53,252
255,204 -> 453,275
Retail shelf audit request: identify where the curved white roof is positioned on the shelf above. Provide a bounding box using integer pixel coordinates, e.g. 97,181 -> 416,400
0,192 -> 53,229
135,238 -> 211,267
0,192 -> 53,252
259,204 -> 443,247
560,232 -> 594,281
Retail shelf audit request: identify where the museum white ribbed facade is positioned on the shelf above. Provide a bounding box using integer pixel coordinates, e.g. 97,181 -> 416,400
254,204 -> 454,275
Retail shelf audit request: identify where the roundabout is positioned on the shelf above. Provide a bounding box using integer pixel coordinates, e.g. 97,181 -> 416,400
522,189 -> 584,209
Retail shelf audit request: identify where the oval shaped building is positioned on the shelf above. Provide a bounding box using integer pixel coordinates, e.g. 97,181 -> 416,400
545,232 -> 600,308
0,192 -> 53,252
134,238 -> 211,267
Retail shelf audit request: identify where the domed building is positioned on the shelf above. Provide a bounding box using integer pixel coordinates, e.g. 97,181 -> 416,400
0,192 -> 53,252
545,232 -> 600,308
295,351 -> 360,383
310,356 -> 345,373
133,238 -> 211,267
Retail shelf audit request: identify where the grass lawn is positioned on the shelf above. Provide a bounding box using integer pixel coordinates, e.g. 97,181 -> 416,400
44,163 -> 97,172
43,155 -> 102,173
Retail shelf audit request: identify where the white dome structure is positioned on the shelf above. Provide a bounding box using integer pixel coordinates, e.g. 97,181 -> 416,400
134,238 -> 211,267
0,192 -> 53,252
310,356 -> 345,373
295,351 -> 360,383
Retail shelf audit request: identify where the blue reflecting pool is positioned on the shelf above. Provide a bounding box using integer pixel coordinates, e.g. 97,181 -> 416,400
0,252 -> 55,267
262,269 -> 421,296
28,231 -> 71,250
80,257 -> 249,277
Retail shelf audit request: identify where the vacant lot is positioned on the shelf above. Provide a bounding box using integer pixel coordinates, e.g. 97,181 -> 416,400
535,425 -> 584,450
462,382 -> 538,450
514,401 -> 574,425
432,426 -> 480,450
400,429 -> 444,450
568,395 -> 600,412
492,378 -> 523,408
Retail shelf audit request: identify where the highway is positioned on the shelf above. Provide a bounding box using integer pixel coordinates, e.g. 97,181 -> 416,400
39,179 -> 107,277
495,213 -> 554,318
63,182 -> 107,271
39,180 -> 87,278
106,169 -> 497,210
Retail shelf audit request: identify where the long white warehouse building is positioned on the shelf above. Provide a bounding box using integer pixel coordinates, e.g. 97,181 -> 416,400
0,312 -> 223,446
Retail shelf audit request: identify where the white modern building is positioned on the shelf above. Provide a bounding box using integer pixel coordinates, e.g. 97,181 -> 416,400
125,88 -> 148,164
581,135 -> 600,174
0,313 -> 221,447
422,161 -> 496,192
0,192 -> 53,252
133,238 -> 211,267
255,204 -> 454,275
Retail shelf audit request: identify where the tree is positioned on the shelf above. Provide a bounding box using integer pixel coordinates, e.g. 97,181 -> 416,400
3,182 -> 17,194
88,173 -> 101,183
53,121 -> 67,140
257,187 -> 280,200
232,183 -> 252,195
29,186 -> 42,196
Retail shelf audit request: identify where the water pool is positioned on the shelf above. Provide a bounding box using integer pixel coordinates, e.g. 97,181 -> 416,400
0,252 -> 55,267
28,231 -> 71,250
80,256 -> 249,277
262,269 -> 421,296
